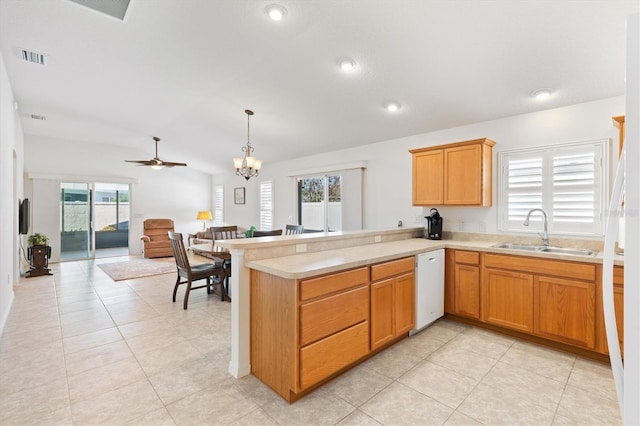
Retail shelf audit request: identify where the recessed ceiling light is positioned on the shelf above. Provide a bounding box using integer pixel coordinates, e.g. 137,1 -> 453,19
338,57 -> 356,72
265,4 -> 287,21
531,88 -> 554,100
385,102 -> 401,112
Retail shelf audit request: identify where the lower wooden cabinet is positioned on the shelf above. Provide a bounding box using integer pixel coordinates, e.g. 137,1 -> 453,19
534,275 -> 596,349
447,249 -> 605,355
370,257 -> 415,351
451,250 -> 481,319
251,256 -> 415,402
596,266 -> 624,355
482,268 -> 533,333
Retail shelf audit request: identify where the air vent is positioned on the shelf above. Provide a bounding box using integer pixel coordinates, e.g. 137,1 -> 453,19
21,50 -> 46,65
30,114 -> 46,121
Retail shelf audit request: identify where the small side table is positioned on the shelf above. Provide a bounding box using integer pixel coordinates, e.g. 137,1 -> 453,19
27,245 -> 53,277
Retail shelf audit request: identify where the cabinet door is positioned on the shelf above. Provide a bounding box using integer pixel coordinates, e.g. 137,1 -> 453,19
454,264 -> 480,319
482,269 -> 533,333
395,272 -> 415,335
443,144 -> 482,205
444,250 -> 455,314
370,278 -> 395,350
613,266 -> 624,354
412,150 -> 443,205
534,276 -> 596,349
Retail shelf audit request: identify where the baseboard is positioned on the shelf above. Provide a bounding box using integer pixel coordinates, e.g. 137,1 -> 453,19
0,290 -> 15,337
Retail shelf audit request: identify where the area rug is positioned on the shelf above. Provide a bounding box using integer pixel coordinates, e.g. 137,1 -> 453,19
98,257 -> 176,281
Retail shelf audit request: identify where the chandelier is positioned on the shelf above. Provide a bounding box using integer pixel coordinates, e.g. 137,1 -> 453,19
233,109 -> 262,180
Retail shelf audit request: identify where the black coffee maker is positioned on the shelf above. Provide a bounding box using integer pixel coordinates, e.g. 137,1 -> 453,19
425,208 -> 443,240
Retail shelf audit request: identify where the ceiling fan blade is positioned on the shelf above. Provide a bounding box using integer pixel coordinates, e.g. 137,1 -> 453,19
125,160 -> 154,165
161,161 -> 188,167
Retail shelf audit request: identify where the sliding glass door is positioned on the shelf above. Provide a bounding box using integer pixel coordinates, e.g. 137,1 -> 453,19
297,174 -> 342,232
60,182 -> 130,260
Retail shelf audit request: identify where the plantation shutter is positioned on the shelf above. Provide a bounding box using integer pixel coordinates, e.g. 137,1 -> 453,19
214,185 -> 224,226
259,181 -> 273,231
499,139 -> 606,236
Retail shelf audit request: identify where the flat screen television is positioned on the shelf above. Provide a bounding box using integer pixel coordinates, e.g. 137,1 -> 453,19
19,198 -> 29,235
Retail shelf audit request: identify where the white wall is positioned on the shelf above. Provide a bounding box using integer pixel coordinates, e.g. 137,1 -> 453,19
23,135 -> 213,259
0,51 -> 23,332
216,96 -> 624,238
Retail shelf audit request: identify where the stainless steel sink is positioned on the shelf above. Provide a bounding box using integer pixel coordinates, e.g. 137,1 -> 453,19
490,242 -> 596,257
490,243 -> 545,251
539,246 -> 596,256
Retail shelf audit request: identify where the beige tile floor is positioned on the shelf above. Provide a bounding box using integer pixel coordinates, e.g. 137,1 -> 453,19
0,256 -> 622,425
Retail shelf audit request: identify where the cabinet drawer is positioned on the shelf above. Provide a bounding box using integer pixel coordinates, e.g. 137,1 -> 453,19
299,321 -> 369,390
299,267 -> 369,301
371,257 -> 414,281
455,250 -> 480,265
484,253 -> 596,281
300,285 -> 369,346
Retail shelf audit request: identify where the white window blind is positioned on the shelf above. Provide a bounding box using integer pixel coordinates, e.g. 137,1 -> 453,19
499,139 -> 608,236
214,185 -> 224,226
259,181 -> 273,231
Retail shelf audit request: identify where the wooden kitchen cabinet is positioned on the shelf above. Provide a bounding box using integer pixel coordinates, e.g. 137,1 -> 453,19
412,149 -> 443,205
481,268 -> 533,333
479,253 -> 597,351
596,266 -> 624,355
370,257 -> 415,350
251,266 -> 370,401
534,275 -> 596,349
452,250 -> 481,319
410,138 -> 495,206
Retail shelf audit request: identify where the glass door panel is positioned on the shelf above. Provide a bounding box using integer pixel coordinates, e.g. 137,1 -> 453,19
94,183 -> 130,258
60,182 -> 91,260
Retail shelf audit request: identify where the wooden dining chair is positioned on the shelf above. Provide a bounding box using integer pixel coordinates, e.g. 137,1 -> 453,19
252,229 -> 283,237
210,225 -> 239,241
168,231 -> 229,309
285,224 -> 304,235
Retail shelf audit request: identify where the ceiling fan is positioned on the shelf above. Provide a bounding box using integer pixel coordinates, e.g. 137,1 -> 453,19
125,136 -> 187,169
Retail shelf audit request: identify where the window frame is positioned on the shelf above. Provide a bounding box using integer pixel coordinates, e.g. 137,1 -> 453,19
497,138 -> 609,237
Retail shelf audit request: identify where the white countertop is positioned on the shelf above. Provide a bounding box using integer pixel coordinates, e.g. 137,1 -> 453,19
246,237 -> 623,279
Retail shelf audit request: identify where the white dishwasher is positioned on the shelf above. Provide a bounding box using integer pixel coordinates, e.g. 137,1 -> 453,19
410,249 -> 445,336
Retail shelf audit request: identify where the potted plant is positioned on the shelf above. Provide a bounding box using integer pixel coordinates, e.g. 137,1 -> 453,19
28,232 -> 49,247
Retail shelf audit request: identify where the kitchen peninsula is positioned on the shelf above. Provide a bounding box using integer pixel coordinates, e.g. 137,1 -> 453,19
215,228 -> 621,402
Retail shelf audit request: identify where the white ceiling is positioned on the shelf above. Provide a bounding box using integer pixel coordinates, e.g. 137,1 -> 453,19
1,0 -> 638,174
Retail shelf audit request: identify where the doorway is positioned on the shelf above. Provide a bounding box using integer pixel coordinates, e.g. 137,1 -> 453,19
60,182 -> 130,260
297,174 -> 342,232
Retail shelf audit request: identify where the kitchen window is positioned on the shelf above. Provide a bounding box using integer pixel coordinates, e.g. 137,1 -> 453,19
498,138 -> 608,237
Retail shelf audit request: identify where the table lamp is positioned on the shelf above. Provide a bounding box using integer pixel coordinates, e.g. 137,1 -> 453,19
196,210 -> 212,231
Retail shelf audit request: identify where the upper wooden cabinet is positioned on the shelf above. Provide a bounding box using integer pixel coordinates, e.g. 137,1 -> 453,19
410,138 -> 495,206
613,115 -> 625,156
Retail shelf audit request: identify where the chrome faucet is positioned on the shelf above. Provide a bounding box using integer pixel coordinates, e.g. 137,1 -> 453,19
523,208 -> 549,246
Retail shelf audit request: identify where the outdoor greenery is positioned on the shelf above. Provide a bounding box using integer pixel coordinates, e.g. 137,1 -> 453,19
300,176 -> 341,202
